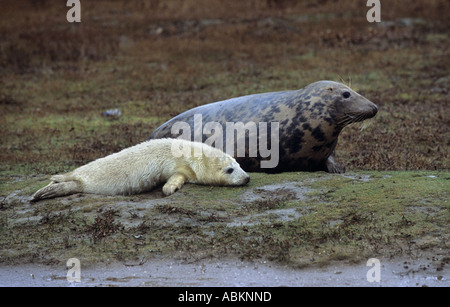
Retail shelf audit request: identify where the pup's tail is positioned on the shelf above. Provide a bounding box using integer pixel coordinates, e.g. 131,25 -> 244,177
31,177 -> 81,202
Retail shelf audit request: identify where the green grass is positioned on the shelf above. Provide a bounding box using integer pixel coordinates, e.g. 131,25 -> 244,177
1,171 -> 448,266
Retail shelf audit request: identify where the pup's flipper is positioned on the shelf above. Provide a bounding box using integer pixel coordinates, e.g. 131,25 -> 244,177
31,181 -> 81,202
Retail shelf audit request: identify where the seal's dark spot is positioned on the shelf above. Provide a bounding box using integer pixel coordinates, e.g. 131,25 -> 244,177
288,129 -> 304,152
312,126 -> 325,142
316,102 -> 325,108
296,99 -> 310,112
332,129 -> 340,137
315,102 -> 325,114
270,105 -> 281,113
325,140 -> 336,148
309,112 -> 318,120
262,114 -> 274,122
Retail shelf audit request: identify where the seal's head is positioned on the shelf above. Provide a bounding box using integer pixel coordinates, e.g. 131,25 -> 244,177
182,142 -> 250,187
220,158 -> 251,186
202,155 -> 250,187
306,81 -> 378,129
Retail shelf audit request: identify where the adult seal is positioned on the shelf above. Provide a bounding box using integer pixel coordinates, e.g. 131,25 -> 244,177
149,81 -> 378,173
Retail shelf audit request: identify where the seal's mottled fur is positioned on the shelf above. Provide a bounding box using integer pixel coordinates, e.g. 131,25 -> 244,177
149,81 -> 378,173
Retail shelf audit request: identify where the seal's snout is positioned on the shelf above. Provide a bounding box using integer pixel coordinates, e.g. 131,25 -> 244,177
236,172 -> 250,186
358,97 -> 378,120
369,103 -> 378,117
360,102 -> 378,121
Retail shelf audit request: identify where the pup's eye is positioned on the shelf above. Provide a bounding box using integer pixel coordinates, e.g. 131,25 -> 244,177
342,91 -> 351,99
226,168 -> 234,174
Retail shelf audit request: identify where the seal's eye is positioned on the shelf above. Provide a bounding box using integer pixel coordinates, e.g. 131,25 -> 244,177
226,168 -> 234,174
342,91 -> 351,99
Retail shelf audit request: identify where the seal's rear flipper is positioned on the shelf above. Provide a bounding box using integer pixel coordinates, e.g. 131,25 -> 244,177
31,181 -> 81,202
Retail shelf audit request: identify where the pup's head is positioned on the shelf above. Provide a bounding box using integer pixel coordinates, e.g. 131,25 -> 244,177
194,143 -> 250,187
216,157 -> 250,186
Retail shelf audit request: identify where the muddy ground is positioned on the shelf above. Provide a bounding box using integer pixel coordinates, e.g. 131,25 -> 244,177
1,256 -> 448,287
0,0 -> 449,286
1,171 -> 449,286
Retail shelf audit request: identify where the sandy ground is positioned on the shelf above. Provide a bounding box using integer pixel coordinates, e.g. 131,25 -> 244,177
1,255 -> 448,287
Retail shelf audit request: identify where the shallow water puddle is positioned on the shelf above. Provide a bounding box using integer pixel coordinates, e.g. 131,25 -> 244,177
1,257 -> 448,287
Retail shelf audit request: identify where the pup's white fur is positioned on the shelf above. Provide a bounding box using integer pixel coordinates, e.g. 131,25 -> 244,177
32,138 -> 249,201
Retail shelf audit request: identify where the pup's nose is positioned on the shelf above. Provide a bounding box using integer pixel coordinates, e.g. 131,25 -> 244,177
243,175 -> 250,185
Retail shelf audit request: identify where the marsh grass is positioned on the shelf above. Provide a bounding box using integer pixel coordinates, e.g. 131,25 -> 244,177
1,1 -> 448,174
1,171 -> 448,266
0,0 -> 449,266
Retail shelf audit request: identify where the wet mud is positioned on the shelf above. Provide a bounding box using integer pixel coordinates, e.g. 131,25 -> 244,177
1,172 -> 448,287
1,256 -> 448,287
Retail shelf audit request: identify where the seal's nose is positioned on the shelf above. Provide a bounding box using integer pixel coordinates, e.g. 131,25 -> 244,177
371,104 -> 378,116
243,175 -> 250,185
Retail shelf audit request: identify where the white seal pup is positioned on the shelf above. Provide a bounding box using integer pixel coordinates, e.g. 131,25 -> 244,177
31,138 -> 250,201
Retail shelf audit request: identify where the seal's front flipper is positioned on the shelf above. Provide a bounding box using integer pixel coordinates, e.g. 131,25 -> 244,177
31,181 -> 81,202
162,173 -> 187,196
325,153 -> 346,174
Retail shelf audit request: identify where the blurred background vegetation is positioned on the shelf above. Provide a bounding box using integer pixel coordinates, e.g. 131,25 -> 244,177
1,0 -> 449,174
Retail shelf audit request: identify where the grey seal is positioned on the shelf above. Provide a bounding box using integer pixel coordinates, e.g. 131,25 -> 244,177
149,81 -> 378,173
